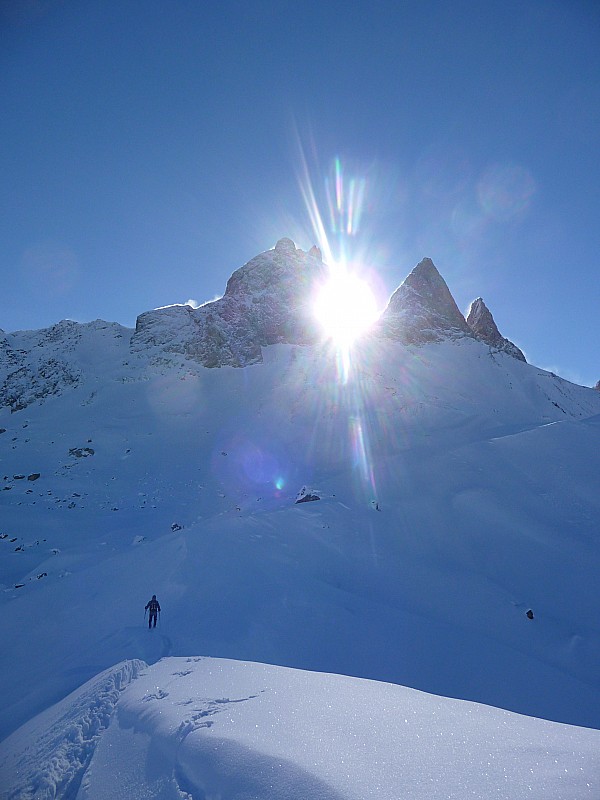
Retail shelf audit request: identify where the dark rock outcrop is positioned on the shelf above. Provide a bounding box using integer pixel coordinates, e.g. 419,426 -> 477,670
467,298 -> 526,362
69,447 -> 95,458
295,493 -> 320,504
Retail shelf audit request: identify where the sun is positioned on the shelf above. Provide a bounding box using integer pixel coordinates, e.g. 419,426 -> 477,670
314,270 -> 379,347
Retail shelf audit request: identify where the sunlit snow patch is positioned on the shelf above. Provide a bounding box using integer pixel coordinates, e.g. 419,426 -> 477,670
1,657 -> 599,799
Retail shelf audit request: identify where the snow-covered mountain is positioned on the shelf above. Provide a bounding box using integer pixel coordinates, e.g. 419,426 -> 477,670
1,240 -> 600,798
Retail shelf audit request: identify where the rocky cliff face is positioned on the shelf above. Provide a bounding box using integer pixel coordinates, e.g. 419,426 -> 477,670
466,298 -> 526,362
131,238 -> 327,368
376,258 -> 474,344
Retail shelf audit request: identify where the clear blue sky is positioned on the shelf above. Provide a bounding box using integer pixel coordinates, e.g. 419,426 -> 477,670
1,0 -> 599,385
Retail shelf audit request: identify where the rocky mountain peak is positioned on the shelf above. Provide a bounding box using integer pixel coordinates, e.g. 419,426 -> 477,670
466,297 -> 492,330
223,239 -> 322,300
132,240 -> 327,368
274,237 -> 297,254
467,297 -> 526,362
405,257 -> 441,284
377,258 -> 474,344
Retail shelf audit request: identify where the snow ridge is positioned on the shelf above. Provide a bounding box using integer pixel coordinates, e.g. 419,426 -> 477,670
62,657 -> 600,800
0,659 -> 146,800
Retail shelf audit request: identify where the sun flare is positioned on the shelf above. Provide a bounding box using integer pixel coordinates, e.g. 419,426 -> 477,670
314,271 -> 379,347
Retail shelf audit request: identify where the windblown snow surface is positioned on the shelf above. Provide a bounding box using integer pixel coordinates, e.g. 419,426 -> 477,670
2,657 -> 599,799
1,324 -> 600,798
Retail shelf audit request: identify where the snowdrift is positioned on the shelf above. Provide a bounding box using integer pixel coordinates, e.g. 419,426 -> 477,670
1,657 -> 598,800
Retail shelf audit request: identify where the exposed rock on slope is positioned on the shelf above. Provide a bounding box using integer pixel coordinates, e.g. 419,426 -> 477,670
467,297 -> 526,362
0,320 -> 128,412
131,239 -> 326,368
376,258 -> 474,345
0,321 -> 84,412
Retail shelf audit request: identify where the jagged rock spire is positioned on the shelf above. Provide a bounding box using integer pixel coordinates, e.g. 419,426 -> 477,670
377,258 -> 474,344
467,297 -> 526,362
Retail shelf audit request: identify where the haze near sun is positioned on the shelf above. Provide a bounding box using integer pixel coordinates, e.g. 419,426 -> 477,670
314,269 -> 379,347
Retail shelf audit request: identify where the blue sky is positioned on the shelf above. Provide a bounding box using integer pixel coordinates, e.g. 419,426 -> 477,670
1,0 -> 599,385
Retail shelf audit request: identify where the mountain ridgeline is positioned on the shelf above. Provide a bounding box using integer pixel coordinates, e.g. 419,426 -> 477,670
132,245 -> 527,367
2,240 -> 528,410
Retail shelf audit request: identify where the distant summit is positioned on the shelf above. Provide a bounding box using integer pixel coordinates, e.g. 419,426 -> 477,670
466,297 -> 526,362
377,258 -> 474,344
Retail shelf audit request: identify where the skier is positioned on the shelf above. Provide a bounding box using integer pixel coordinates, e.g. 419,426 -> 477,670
145,594 -> 161,629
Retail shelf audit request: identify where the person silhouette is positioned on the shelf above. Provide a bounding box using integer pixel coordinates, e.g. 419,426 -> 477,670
145,594 -> 161,628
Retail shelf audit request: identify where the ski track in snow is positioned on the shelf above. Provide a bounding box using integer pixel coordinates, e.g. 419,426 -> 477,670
0,660 -> 145,800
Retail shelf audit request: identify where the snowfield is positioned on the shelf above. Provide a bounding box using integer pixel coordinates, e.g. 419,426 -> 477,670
2,657 -> 599,800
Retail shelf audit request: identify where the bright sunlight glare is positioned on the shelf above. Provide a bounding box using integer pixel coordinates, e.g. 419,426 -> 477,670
314,270 -> 379,347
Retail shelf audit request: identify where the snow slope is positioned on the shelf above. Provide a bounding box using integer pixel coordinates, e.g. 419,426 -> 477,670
1,332 -> 600,742
1,657 -> 598,800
